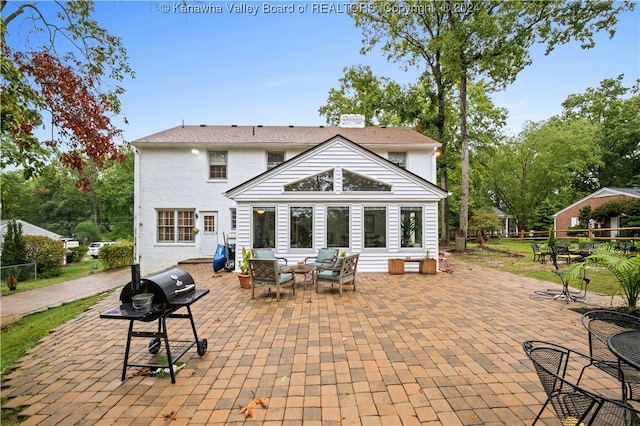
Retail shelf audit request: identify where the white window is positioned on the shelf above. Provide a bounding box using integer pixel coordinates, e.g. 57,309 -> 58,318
209,151 -> 227,179
326,206 -> 350,248
230,208 -> 236,230
157,209 -> 195,243
570,217 -> 579,227
267,152 -> 284,170
389,152 -> 406,169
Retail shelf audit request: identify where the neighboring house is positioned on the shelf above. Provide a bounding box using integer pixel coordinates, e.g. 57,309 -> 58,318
0,219 -> 78,265
492,207 -> 518,238
131,118 -> 447,273
553,187 -> 640,238
0,219 -> 65,246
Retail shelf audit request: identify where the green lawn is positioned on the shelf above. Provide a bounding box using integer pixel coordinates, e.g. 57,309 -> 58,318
457,239 -> 621,297
1,258 -> 105,296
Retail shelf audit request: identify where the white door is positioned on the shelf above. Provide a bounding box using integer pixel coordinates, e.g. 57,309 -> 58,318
610,216 -> 619,238
200,212 -> 218,256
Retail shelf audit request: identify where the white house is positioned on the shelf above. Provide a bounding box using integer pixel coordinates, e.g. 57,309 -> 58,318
131,119 -> 447,273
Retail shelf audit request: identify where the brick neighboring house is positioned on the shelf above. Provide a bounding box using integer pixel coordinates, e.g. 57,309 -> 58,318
553,187 -> 640,238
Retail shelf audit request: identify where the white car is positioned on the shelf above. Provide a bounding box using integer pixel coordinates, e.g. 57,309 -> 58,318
88,242 -> 116,258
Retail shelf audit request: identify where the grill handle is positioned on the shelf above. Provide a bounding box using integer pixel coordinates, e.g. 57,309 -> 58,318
174,284 -> 195,294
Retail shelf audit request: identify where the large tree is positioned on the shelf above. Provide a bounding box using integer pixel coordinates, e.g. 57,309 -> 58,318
477,118 -> 602,231
1,1 -> 134,191
349,0 -> 634,250
561,75 -> 640,190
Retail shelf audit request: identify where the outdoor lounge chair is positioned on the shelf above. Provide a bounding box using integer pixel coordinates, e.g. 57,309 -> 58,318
304,248 -> 339,269
579,310 -> 640,402
315,253 -> 359,296
251,248 -> 288,270
523,340 -> 640,426
248,258 -> 295,301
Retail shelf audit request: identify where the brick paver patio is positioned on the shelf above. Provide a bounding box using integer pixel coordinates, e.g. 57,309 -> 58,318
2,258 -> 633,425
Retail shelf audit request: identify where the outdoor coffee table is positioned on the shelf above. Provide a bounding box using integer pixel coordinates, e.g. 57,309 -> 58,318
608,330 -> 640,370
289,264 -> 316,287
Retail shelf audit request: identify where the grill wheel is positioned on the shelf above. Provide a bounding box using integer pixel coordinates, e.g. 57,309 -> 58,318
148,338 -> 161,354
197,339 -> 208,356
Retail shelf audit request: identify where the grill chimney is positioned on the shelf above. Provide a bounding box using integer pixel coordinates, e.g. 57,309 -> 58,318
131,263 -> 141,294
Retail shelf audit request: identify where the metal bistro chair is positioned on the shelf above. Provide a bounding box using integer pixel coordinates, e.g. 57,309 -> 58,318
248,259 -> 295,302
552,242 -> 583,264
579,310 -> 640,402
523,340 -> 640,426
531,242 -> 549,264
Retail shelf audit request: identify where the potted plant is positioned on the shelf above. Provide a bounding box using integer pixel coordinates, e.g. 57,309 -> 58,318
237,247 -> 252,289
420,250 -> 437,275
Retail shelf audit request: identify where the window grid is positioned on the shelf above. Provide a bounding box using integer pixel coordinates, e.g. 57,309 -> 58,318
204,215 -> 215,233
157,209 -> 195,243
209,151 -> 227,179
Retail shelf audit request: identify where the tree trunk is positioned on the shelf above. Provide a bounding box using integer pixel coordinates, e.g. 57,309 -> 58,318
455,70 -> 469,252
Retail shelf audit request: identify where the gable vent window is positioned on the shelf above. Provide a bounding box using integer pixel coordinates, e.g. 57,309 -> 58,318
342,169 -> 391,191
209,151 -> 227,179
267,152 -> 284,170
285,169 -> 334,191
389,152 -> 406,169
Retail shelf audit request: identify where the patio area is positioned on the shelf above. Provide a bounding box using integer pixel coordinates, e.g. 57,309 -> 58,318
2,258 -> 632,425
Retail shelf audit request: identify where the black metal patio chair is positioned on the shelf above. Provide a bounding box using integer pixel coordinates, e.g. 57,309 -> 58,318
522,340 -> 640,425
579,310 -> 640,402
531,242 -> 549,264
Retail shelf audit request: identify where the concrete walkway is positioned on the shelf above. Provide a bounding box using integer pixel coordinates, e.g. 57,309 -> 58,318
2,259 -> 636,425
0,267 -> 130,324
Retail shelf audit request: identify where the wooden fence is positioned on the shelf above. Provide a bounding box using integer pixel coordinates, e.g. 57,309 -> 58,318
497,227 -> 640,243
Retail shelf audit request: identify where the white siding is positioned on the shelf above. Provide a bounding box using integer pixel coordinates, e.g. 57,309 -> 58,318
134,136 -> 446,273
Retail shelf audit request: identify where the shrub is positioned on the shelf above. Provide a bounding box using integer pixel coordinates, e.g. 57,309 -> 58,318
67,246 -> 88,263
100,242 -> 134,270
23,235 -> 66,278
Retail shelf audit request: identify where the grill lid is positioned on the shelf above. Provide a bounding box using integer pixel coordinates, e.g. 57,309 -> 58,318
120,266 -> 195,305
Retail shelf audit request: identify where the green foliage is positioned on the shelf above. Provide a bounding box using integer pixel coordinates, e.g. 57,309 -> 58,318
529,200 -> 558,231
23,235 -> 66,278
239,247 -> 251,274
469,208 -> 502,232
0,219 -> 29,280
477,118 -> 602,231
570,247 -> 640,312
1,292 -> 109,382
1,1 -> 134,182
591,198 -> 637,222
67,246 -> 88,264
562,75 -> 640,189
99,242 -> 133,270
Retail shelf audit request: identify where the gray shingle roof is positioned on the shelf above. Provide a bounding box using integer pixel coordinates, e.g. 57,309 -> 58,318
131,125 -> 441,147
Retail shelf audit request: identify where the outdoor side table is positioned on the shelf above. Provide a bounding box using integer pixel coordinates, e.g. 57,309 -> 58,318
289,264 -> 317,287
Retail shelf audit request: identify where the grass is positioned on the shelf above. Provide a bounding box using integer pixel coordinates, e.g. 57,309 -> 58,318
1,258 -> 105,296
0,290 -> 115,426
456,239 -> 621,297
0,290 -> 114,381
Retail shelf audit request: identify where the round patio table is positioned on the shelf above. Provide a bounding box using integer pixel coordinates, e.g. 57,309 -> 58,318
288,264 -> 317,288
608,330 -> 640,370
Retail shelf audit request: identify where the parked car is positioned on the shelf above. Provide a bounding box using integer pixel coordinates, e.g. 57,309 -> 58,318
88,242 -> 116,258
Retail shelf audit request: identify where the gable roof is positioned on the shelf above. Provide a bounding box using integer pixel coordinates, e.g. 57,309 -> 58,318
225,135 -> 447,200
131,124 -> 441,148
0,219 -> 66,246
553,187 -> 640,217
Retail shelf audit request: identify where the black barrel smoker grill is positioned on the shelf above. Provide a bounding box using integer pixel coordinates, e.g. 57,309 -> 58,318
100,264 -> 209,383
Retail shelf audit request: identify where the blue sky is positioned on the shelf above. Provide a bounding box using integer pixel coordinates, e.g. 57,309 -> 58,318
10,1 -> 640,142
